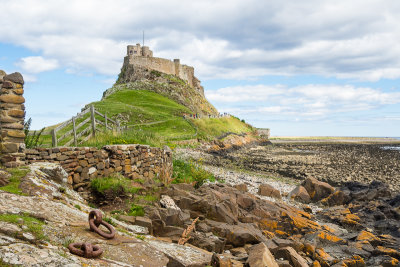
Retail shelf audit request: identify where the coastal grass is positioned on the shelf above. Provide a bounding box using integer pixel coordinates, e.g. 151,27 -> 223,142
172,159 -> 216,188
0,213 -> 47,241
90,173 -> 140,196
0,167 -> 29,195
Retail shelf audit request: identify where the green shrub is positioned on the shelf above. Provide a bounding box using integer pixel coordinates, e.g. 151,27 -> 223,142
172,159 -> 215,188
24,118 -> 45,148
128,204 -> 144,216
90,173 -> 140,196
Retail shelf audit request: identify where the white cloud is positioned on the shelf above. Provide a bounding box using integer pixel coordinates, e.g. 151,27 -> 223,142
1,0 -> 400,80
16,56 -> 59,74
206,84 -> 400,118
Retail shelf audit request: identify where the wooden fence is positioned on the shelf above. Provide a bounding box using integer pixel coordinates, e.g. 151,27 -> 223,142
51,105 -> 120,147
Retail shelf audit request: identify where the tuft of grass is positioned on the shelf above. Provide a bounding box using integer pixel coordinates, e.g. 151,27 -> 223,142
62,236 -> 75,248
0,213 -> 47,241
128,204 -> 144,216
172,159 -> 215,188
137,194 -> 158,204
90,173 -> 140,196
103,217 -> 116,227
0,167 -> 29,195
136,234 -> 145,240
74,204 -> 81,210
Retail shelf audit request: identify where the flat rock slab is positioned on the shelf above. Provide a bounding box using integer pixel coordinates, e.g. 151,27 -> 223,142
148,239 -> 212,267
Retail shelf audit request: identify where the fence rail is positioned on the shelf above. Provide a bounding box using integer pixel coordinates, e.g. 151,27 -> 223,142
51,105 -> 120,147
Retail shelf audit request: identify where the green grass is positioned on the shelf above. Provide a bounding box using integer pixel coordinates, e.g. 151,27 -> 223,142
0,167 -> 29,195
192,116 -> 254,140
127,204 -> 145,216
39,89 -> 254,148
0,213 -> 47,241
172,159 -> 216,188
90,173 -> 140,196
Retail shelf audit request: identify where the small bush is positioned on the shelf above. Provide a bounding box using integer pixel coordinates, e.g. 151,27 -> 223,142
24,118 -> 44,148
172,159 -> 215,188
128,204 -> 144,216
90,173 -> 140,196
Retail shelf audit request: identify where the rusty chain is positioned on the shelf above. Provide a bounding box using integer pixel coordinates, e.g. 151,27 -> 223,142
68,242 -> 103,258
88,209 -> 116,239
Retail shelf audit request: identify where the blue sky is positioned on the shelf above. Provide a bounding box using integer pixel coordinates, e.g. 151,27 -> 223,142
1,0 -> 400,136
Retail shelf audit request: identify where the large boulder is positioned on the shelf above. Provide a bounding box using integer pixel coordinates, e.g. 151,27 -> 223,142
258,184 -> 281,199
274,246 -> 309,267
246,243 -> 279,267
289,185 -> 311,203
303,177 -> 334,202
206,220 -> 266,247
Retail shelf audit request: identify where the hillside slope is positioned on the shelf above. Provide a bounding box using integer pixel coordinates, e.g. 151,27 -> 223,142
104,66 -> 218,115
39,89 -> 254,148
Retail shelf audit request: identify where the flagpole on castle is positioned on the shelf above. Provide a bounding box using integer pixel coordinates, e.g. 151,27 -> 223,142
143,30 -> 144,47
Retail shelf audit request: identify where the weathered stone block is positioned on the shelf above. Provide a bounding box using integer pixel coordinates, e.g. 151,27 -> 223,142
7,109 -> 25,117
4,72 -> 24,85
6,130 -> 25,138
0,95 -> 25,104
1,81 -> 13,88
12,89 -> 24,95
1,142 -> 19,153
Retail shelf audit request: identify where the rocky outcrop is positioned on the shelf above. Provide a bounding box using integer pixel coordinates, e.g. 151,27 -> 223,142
0,163 -> 213,266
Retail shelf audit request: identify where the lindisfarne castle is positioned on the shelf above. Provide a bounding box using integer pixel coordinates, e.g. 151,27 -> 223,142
107,44 -> 218,115
123,43 -> 203,95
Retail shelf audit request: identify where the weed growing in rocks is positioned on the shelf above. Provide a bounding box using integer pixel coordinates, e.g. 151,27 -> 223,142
0,167 -> 29,195
172,159 -> 215,188
128,204 -> 144,216
0,213 -> 47,241
74,204 -> 81,210
90,173 -> 140,197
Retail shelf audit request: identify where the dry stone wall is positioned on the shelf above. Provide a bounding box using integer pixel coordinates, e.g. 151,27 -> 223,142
25,144 -> 172,187
0,71 -> 26,167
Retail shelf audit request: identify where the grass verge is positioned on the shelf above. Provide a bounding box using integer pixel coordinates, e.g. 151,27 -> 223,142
0,167 -> 29,195
90,173 -> 140,196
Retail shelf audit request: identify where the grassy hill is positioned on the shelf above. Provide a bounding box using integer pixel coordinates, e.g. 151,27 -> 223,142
39,89 -> 254,148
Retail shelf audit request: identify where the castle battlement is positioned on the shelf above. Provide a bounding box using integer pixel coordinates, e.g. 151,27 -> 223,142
124,45 -> 199,90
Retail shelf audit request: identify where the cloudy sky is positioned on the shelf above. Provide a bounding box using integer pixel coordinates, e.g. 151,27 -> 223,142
1,0 -> 400,136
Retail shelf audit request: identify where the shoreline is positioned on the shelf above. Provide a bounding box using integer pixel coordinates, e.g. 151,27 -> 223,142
270,136 -> 400,144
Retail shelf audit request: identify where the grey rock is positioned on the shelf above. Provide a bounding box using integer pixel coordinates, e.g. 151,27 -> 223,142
4,72 -> 24,85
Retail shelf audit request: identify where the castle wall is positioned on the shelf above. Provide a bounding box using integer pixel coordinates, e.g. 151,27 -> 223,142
126,56 -> 196,88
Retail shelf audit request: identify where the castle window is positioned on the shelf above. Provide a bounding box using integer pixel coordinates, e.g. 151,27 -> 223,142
129,50 -> 133,55
134,51 -> 137,54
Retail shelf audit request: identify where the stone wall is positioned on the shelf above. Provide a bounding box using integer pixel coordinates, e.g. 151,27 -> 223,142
25,144 -> 172,188
125,56 -> 197,88
0,71 -> 26,167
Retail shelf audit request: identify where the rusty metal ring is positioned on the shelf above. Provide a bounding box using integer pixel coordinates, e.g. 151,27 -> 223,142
89,218 -> 116,239
68,242 -> 103,258
89,210 -> 103,226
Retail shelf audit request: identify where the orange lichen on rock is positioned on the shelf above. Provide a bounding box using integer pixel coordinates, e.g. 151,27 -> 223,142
262,230 -> 275,239
274,230 -> 287,237
318,231 -> 346,244
304,243 -> 316,256
312,260 -> 322,267
315,248 -> 334,266
376,246 -> 400,258
259,219 -> 278,231
341,255 -> 365,267
322,225 -> 335,233
356,230 -> 380,243
282,211 -> 320,233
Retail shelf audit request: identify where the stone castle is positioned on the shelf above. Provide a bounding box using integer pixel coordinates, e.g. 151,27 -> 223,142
124,44 -> 200,91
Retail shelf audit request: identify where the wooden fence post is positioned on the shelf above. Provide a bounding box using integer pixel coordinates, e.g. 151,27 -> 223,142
105,113 -> 108,130
116,121 -> 120,132
72,116 -> 77,146
51,129 -> 57,147
90,105 -> 96,137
